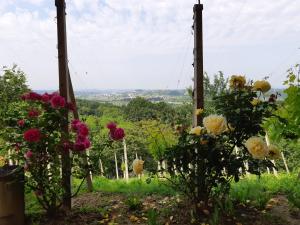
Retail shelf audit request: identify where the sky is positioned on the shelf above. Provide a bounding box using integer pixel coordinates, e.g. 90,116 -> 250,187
0,0 -> 300,90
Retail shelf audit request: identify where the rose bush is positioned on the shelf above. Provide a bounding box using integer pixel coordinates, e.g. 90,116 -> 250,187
163,76 -> 278,219
5,91 -> 91,215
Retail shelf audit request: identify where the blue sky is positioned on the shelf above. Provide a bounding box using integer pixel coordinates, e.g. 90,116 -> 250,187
0,0 -> 300,90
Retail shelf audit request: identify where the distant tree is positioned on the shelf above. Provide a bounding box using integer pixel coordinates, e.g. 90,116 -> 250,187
124,97 -> 157,121
0,65 -> 29,116
204,71 -> 228,99
187,71 -> 229,115
0,65 -> 29,153
139,120 -> 177,173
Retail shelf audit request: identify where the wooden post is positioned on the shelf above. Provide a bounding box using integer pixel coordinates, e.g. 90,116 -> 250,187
67,69 -> 93,192
55,0 -> 71,209
193,1 -> 204,127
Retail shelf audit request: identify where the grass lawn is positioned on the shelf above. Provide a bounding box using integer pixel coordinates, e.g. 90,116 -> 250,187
25,173 -> 300,225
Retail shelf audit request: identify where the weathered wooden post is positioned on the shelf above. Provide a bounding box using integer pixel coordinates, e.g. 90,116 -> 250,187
55,0 -> 71,209
193,0 -> 204,127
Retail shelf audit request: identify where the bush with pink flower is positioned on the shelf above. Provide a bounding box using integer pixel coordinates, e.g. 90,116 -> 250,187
6,91 -> 91,215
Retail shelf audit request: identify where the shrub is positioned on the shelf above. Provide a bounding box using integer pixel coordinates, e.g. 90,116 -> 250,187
163,77 -> 277,219
5,91 -> 91,215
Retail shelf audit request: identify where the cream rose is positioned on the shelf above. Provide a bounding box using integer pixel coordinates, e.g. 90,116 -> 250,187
203,115 -> 227,135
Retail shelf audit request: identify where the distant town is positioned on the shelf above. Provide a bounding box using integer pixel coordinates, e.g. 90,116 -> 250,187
35,88 -> 285,106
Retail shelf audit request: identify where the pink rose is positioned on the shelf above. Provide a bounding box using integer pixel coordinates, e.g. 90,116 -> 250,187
50,95 -> 66,108
71,119 -> 81,131
73,142 -> 86,151
77,123 -> 89,136
83,138 -> 91,149
17,119 -> 25,127
24,128 -> 41,142
107,122 -> 117,131
111,128 -> 125,141
41,93 -> 51,103
28,109 -> 39,118
21,92 -> 41,101
25,150 -> 33,159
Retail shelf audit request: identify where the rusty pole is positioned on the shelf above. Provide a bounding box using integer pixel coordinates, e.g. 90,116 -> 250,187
193,1 -> 204,127
55,0 -> 71,209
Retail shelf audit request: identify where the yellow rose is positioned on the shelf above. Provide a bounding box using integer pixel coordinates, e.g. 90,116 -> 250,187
251,98 -> 261,106
195,108 -> 204,116
203,115 -> 227,135
132,159 -> 144,175
190,126 -> 203,136
245,137 -> 268,159
268,145 -> 281,160
253,80 -> 271,93
229,75 -> 246,89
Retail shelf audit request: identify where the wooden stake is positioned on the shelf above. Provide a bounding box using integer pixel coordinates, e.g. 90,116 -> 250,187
281,152 -> 290,174
123,139 -> 129,182
55,0 -> 71,209
265,134 -> 278,176
193,2 -> 204,127
114,152 -> 119,180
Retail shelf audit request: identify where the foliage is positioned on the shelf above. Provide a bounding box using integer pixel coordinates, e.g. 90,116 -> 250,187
0,65 -> 29,154
163,76 -> 277,219
147,209 -> 159,225
204,71 -> 229,99
4,91 -> 91,215
140,120 -> 177,161
264,65 -> 300,170
0,65 -> 29,113
125,195 -> 143,211
265,65 -> 300,140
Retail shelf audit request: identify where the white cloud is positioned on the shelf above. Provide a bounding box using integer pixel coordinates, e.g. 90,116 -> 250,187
0,0 -> 300,89
22,0 -> 45,6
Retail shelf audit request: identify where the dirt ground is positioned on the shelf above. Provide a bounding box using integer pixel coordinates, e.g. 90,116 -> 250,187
26,192 -> 300,225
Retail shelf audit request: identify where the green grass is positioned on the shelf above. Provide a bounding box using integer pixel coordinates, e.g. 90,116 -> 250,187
76,176 -> 177,196
230,173 -> 300,208
26,173 -> 300,216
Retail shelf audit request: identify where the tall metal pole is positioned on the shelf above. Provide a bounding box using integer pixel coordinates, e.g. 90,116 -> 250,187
55,0 -> 71,209
193,1 -> 204,127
